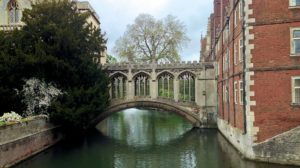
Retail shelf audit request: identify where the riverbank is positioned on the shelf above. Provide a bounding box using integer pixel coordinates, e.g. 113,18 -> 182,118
0,116 -> 62,168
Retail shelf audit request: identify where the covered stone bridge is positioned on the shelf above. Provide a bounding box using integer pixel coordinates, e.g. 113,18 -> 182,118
94,61 -> 217,128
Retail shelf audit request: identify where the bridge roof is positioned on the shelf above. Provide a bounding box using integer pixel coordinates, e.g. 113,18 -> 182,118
102,61 -> 215,71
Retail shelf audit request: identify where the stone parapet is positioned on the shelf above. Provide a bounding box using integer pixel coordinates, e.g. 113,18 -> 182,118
0,116 -> 62,168
102,61 -> 215,71
0,24 -> 22,32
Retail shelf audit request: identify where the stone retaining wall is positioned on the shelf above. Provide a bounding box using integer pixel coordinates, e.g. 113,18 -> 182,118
0,116 -> 62,168
218,119 -> 300,166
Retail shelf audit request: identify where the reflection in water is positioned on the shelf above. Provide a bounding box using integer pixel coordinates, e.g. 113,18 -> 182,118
14,108 -> 297,168
97,108 -> 193,147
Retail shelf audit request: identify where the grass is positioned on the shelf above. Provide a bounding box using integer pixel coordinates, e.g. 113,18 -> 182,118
0,121 -> 5,126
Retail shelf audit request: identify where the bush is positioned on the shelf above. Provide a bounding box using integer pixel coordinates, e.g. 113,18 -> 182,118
0,0 -> 109,130
0,112 -> 22,123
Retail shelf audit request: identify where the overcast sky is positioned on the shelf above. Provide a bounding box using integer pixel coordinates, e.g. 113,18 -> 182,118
88,0 -> 213,61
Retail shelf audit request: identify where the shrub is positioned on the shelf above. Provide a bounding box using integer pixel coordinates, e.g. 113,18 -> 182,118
0,111 -> 22,123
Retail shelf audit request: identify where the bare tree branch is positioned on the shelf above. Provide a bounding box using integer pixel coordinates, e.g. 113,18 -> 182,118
113,14 -> 189,63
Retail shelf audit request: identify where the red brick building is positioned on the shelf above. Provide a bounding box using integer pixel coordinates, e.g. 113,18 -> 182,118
201,0 -> 300,165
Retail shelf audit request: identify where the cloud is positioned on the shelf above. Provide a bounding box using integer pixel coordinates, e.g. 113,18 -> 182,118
87,0 -> 213,61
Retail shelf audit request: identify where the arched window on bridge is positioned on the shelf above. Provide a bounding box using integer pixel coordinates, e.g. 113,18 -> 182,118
111,74 -> 127,99
158,73 -> 174,99
134,73 -> 150,97
179,72 -> 195,102
7,0 -> 20,24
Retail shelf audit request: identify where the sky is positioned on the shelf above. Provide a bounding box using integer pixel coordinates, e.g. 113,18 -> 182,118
88,0 -> 213,61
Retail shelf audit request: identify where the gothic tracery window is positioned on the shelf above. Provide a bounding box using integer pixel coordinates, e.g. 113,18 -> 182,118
7,0 -> 20,24
134,73 -> 150,97
179,72 -> 195,102
158,73 -> 174,99
111,74 -> 127,99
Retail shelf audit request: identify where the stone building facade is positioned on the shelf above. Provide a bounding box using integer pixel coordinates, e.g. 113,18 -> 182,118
0,0 -> 107,64
202,0 -> 300,165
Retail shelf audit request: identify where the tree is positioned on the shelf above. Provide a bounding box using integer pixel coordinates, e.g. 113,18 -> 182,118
0,0 -> 109,130
114,14 -> 189,63
107,54 -> 118,64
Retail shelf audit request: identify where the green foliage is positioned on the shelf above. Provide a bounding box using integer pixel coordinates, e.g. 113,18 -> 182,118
0,0 -> 109,130
158,88 -> 174,99
107,54 -> 118,64
0,31 -> 27,115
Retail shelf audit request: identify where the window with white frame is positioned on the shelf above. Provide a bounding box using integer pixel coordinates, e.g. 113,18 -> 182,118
239,2 -> 243,18
227,49 -> 230,69
223,83 -> 229,103
292,77 -> 300,104
234,8 -> 238,27
290,0 -> 300,6
234,81 -> 238,104
234,43 -> 238,65
7,0 -> 20,24
239,80 -> 244,104
226,82 -> 229,103
239,37 -> 244,61
223,49 -> 229,71
291,28 -> 300,55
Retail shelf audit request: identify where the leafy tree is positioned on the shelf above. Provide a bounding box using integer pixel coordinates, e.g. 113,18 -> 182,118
114,14 -> 189,63
0,31 -> 28,115
107,54 -> 118,64
0,0 -> 109,130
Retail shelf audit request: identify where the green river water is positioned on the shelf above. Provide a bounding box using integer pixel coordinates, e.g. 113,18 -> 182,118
14,108 -> 297,168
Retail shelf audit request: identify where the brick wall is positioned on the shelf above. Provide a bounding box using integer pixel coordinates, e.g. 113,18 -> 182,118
250,0 -> 300,142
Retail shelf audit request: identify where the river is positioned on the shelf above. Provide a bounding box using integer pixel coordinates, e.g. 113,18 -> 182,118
14,108 -> 297,168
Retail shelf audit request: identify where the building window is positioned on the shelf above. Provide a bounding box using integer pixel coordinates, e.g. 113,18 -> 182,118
291,28 -> 300,55
239,37 -> 244,61
223,82 -> 229,103
290,0 -> 300,6
234,81 -> 238,104
134,73 -> 150,97
179,72 -> 195,102
111,74 -> 127,99
234,43 -> 238,65
239,80 -> 244,104
158,73 -> 174,99
223,84 -> 226,102
292,77 -> 300,104
223,49 -> 230,71
239,2 -> 243,18
234,8 -> 238,27
7,0 -> 20,24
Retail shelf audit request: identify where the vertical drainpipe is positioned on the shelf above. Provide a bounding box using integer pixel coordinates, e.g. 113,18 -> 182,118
242,0 -> 247,134
226,17 -> 230,124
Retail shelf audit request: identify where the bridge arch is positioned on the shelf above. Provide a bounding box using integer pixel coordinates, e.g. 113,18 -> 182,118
157,70 -> 175,78
132,71 -> 151,79
157,71 -> 174,99
91,100 -> 201,127
176,70 -> 196,80
178,71 -> 196,102
109,71 -> 128,79
110,72 -> 127,99
133,72 -> 151,97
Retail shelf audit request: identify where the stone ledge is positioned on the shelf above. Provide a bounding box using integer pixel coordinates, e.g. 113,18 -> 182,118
0,117 -> 63,168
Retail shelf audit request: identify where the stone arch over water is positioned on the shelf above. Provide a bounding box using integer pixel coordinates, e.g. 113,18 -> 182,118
91,100 -> 201,127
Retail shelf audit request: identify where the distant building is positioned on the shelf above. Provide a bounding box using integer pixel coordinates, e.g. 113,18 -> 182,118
202,0 -> 300,165
76,1 -> 107,64
0,0 -> 107,64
